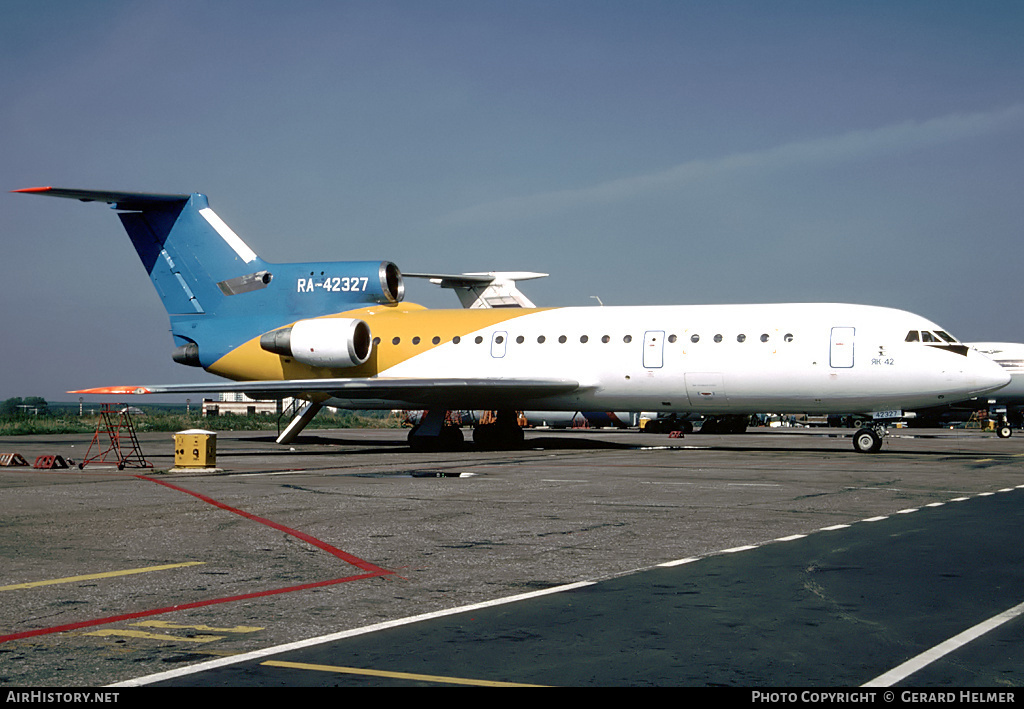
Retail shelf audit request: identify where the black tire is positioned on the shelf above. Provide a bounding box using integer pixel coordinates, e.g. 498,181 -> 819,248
853,428 -> 882,453
997,425 -> 1013,439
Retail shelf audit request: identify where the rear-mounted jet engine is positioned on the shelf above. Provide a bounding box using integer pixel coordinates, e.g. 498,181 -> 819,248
260,318 -> 372,368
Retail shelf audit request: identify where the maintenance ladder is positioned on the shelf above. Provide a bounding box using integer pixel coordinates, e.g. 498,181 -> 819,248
79,403 -> 152,470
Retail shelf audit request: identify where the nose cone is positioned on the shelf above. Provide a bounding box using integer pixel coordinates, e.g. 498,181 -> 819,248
966,349 -> 1012,396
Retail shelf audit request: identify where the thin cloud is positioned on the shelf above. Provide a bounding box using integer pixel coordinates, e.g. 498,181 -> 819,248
440,104 -> 1024,226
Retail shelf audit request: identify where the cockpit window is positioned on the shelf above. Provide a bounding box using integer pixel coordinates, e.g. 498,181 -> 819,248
907,329 -> 962,344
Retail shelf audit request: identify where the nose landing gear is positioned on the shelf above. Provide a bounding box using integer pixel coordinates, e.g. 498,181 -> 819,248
852,425 -> 885,454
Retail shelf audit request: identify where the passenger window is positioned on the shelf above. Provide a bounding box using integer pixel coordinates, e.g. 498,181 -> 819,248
432,336 -> 440,345
453,336 -> 461,344
691,334 -> 700,343
714,334 -> 723,343
475,335 -> 484,344
784,334 -> 794,343
538,335 -> 546,343
412,336 -> 421,345
516,335 -> 525,344
668,334 -> 677,343
760,334 -> 769,343
737,334 -> 746,343
624,335 -> 633,343
580,335 -> 589,343
602,335 -> 610,343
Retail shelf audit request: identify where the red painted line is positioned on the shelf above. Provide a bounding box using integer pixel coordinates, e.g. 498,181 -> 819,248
0,475 -> 397,644
134,474 -> 390,575
0,572 -> 387,643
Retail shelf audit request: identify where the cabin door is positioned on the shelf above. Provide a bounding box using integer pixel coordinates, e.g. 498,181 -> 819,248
643,330 -> 665,369
830,327 -> 855,368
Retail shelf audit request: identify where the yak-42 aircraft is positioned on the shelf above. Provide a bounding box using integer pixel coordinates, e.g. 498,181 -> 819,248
17,187 -> 1009,453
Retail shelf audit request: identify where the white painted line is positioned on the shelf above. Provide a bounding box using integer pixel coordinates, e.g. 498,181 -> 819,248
658,557 -> 701,567
862,516 -> 888,522
863,599 -> 1024,687
925,502 -> 945,508
721,545 -> 758,554
107,580 -> 596,687
896,508 -> 918,514
821,524 -> 850,531
774,534 -> 807,542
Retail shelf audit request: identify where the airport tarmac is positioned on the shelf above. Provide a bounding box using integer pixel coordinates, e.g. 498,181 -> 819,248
1,425 -> 1022,687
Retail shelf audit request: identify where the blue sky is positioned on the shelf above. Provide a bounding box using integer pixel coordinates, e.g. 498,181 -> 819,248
3,1 -> 1022,403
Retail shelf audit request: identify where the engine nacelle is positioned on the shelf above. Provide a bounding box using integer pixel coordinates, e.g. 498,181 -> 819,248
260,318 -> 372,368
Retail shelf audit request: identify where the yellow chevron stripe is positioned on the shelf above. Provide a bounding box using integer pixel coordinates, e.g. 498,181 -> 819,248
206,304 -> 551,382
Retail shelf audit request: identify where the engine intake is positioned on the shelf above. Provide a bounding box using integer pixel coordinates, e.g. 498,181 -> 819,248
380,261 -> 404,304
260,318 -> 372,368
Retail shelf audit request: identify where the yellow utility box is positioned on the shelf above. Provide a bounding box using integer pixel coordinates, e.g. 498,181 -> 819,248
174,429 -> 217,468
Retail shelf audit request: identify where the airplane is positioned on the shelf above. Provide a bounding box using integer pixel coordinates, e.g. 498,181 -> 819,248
403,271 -> 548,309
15,186 -> 1010,454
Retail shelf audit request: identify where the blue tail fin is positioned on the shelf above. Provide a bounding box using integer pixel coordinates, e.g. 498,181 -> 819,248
16,187 -> 405,369
118,192 -> 270,317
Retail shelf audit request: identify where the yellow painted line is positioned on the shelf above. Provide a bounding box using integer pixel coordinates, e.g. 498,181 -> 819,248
0,562 -> 205,591
132,620 -> 263,633
262,660 -> 547,687
85,629 -> 224,643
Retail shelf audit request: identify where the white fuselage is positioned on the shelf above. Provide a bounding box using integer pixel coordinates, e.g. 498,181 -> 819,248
323,303 -> 1009,414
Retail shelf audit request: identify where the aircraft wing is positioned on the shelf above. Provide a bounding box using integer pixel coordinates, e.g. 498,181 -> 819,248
71,377 -> 581,409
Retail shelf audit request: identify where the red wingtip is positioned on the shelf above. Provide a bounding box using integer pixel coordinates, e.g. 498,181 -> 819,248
12,186 -> 53,194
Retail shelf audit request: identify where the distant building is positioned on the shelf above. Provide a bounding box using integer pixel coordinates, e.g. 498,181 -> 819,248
203,393 -> 293,417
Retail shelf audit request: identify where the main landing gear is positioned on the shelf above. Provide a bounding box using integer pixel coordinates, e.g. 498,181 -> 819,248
407,409 -> 525,452
407,409 -> 465,452
472,409 -> 525,450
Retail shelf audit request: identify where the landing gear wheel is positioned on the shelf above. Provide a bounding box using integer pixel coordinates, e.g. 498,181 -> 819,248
853,427 -> 883,454
408,424 -> 464,452
997,425 -> 1013,439
473,420 -> 525,450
